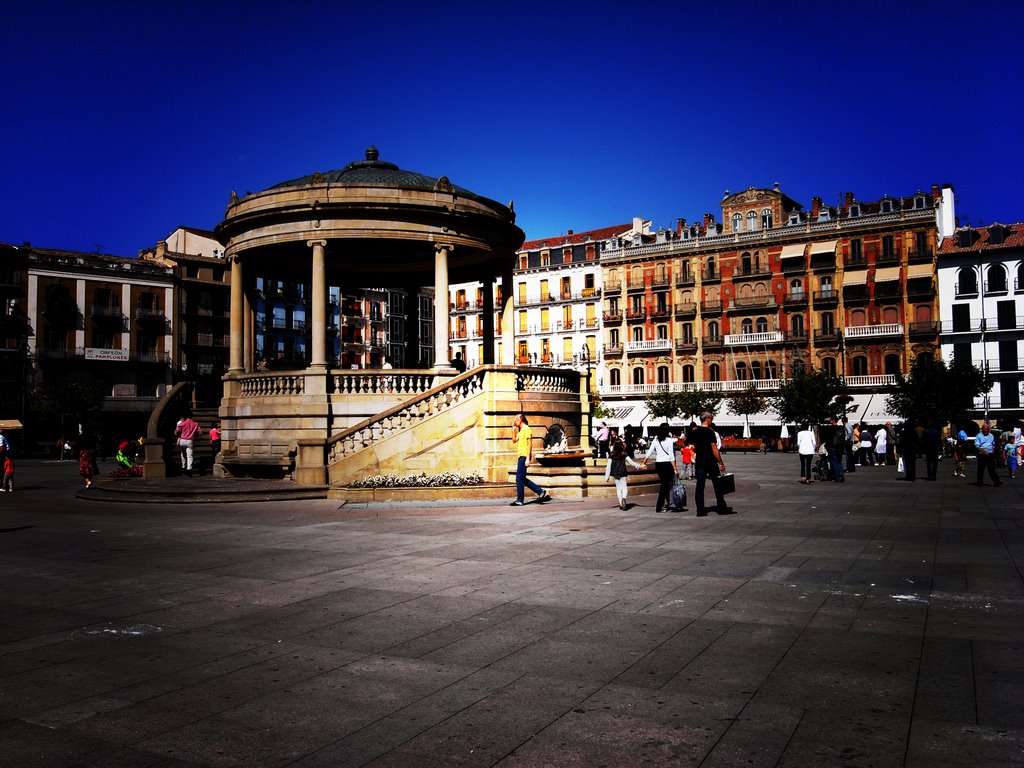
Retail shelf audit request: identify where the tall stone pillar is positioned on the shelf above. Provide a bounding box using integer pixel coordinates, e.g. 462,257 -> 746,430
243,277 -> 254,372
433,244 -> 453,369
308,239 -> 328,368
500,268 -> 515,365
481,279 -> 495,364
229,254 -> 244,373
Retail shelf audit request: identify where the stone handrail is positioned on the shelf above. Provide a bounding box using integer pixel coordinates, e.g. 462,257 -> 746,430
239,373 -> 305,397
327,369 -> 487,463
515,369 -> 579,393
332,370 -> 434,395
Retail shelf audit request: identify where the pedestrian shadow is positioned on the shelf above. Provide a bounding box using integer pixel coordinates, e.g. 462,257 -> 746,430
0,526 -> 35,534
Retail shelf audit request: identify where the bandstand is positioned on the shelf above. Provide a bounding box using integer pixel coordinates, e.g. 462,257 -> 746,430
147,148 -> 597,491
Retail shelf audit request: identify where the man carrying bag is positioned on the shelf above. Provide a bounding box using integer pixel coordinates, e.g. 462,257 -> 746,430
692,412 -> 736,517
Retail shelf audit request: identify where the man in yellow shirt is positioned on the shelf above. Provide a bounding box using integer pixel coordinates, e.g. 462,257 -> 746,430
511,414 -> 550,506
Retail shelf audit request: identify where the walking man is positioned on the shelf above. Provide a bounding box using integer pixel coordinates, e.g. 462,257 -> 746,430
692,412 -> 733,516
174,413 -> 203,476
510,414 -> 550,506
827,417 -> 845,482
974,422 -> 1002,487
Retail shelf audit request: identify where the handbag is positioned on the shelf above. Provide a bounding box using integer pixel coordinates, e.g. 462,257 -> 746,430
712,472 -> 736,495
897,456 -> 905,473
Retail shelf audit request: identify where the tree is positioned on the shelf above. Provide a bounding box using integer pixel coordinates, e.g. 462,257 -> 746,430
728,383 -> 768,436
886,355 -> 989,427
771,369 -> 845,427
27,374 -> 105,435
645,389 -> 723,423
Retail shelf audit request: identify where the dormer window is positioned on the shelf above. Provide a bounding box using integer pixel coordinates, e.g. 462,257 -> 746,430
880,199 -> 893,214
680,229 -> 690,240
913,196 -> 926,209
848,204 -> 860,218
788,213 -> 800,225
817,209 -> 831,222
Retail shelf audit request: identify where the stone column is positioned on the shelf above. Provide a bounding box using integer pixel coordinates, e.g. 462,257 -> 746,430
229,254 -> 244,373
243,276 -> 254,372
308,240 -> 328,368
433,243 -> 453,369
481,279 -> 495,364
500,268 -> 515,364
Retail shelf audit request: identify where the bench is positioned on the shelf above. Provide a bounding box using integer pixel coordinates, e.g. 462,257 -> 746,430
722,438 -> 767,454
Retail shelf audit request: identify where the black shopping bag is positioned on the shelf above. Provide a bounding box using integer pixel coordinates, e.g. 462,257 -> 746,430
712,472 -> 736,495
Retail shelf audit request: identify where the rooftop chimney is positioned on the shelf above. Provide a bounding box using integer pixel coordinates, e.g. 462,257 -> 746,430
811,197 -> 822,219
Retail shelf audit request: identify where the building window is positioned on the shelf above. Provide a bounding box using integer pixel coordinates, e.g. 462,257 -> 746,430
741,318 -> 753,334
882,235 -> 895,258
850,239 -> 863,262
609,328 -> 620,347
766,361 -> 778,379
1000,379 -> 1021,409
736,361 -> 748,380
762,208 -> 773,229
707,320 -> 720,339
884,354 -> 900,375
709,363 -> 721,381
791,314 -> 805,336
820,275 -> 833,296
820,312 -> 834,334
956,267 -> 978,295
852,355 -> 868,376
751,361 -> 762,379
756,317 -> 768,333
988,264 -> 1007,293
632,327 -> 643,343
657,366 -> 669,384
822,357 -> 837,377
682,364 -> 694,382
747,211 -> 758,231
632,367 -> 645,386
790,278 -> 803,298
741,252 -> 753,274
682,322 -> 693,342
732,213 -> 742,233
657,325 -> 668,340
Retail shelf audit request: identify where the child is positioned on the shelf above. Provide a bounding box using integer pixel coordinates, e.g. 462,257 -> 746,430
681,442 -> 695,479
953,438 -> 967,478
2,454 -> 13,492
605,435 -> 642,510
1006,440 -> 1019,479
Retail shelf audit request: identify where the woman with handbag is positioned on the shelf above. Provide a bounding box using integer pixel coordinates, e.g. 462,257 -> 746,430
642,422 -> 679,513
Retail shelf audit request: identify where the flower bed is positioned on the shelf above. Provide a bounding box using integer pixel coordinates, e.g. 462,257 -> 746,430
348,472 -> 484,488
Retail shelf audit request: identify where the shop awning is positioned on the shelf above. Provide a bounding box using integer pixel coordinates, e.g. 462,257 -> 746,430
906,263 -> 934,279
875,267 -> 902,282
808,240 -> 838,256
0,420 -> 22,430
780,244 -> 806,260
843,269 -> 868,285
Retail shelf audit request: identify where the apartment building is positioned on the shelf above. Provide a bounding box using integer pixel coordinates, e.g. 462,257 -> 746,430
938,222 -> 1024,418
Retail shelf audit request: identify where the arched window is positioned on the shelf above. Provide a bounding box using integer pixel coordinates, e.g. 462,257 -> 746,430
741,318 -> 754,334
747,211 -> 758,231
707,255 -> 717,277
790,278 -> 803,298
682,364 -> 694,382
766,360 -> 778,379
884,354 -> 900,375
852,355 -> 868,376
708,320 -> 720,339
882,306 -> 899,324
732,213 -> 742,233
632,326 -> 643,342
915,305 -> 932,323
755,317 -> 769,333
656,325 -> 669,340
632,367 -> 645,386
792,359 -> 806,375
751,361 -> 762,379
682,322 -> 693,342
761,208 -> 773,229
819,275 -> 833,298
822,357 -> 837,377
988,264 -> 1007,292
610,368 -> 621,387
741,252 -> 752,274
850,309 -> 867,327
1017,263 -> 1024,291
791,314 -> 805,336
657,366 -> 669,384
736,361 -> 748,380
821,312 -> 834,334
709,363 -> 721,381
957,266 -> 977,294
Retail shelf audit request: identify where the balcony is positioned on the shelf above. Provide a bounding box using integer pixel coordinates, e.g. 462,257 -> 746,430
940,319 -> 984,334
196,332 -> 214,346
908,321 -> 939,337
702,269 -> 721,282
954,282 -> 979,298
729,295 -> 777,312
813,289 -> 839,304
875,249 -> 900,265
626,278 -> 646,292
652,274 -> 671,288
650,305 -> 671,320
676,272 -> 696,287
91,304 -> 122,318
843,285 -> 869,303
783,292 -> 808,306
604,282 -> 622,294
787,331 -> 809,344
675,339 -> 698,353
626,339 -> 672,354
844,374 -> 897,388
701,300 -> 722,313
135,351 -> 171,364
874,283 -> 903,300
626,308 -> 647,323
602,310 -> 623,323
135,307 -> 164,321
814,330 -> 841,344
725,331 -> 784,345
674,302 -> 697,316
907,247 -> 934,264
731,265 -> 771,281
844,323 -> 904,339
602,343 -> 624,356
582,317 -> 599,329
702,335 -> 724,348
987,358 -> 1024,373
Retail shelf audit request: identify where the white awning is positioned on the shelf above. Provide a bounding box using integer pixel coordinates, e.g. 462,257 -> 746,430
808,240 -> 838,256
875,267 -> 902,283
906,263 -> 934,279
843,270 -> 868,286
780,244 -> 806,260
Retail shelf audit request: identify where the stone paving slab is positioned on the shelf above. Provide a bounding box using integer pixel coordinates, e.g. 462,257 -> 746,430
1,456 -> 1022,766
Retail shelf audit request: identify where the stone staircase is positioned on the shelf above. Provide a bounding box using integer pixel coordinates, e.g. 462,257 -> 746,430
189,406 -> 220,475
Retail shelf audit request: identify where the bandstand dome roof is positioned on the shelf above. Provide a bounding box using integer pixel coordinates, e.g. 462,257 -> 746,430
268,146 -> 483,202
215,147 -> 524,287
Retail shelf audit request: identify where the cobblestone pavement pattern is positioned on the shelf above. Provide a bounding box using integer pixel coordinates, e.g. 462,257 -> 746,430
1,455 -> 1022,767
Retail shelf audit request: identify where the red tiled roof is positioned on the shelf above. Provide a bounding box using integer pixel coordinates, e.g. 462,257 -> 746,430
939,223 -> 1024,253
520,223 -> 634,252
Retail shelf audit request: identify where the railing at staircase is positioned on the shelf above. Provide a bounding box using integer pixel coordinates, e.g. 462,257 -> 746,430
327,369 -> 486,464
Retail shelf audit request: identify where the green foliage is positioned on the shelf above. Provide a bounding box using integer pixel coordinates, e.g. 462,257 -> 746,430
645,389 -> 723,422
886,355 -> 990,426
771,369 -> 845,427
727,383 -> 768,419
28,374 -> 105,422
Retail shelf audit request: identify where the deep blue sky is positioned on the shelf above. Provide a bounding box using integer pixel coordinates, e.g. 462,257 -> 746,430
3,1 -> 1022,257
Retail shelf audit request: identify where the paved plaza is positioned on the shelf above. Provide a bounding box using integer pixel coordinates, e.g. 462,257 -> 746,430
1,454 -> 1022,767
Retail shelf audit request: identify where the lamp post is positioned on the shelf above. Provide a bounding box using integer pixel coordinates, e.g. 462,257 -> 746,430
580,344 -> 594,452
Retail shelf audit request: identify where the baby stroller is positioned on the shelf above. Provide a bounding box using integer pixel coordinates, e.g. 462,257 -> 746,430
813,452 -> 834,482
